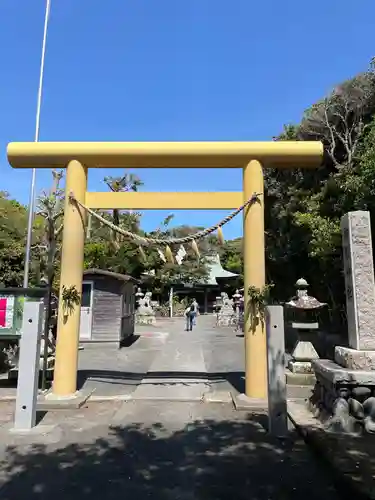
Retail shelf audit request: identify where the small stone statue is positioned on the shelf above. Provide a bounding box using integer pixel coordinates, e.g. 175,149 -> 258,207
144,292 -> 152,307
217,292 -> 235,327
138,296 -> 146,308
2,344 -> 19,370
135,290 -> 156,325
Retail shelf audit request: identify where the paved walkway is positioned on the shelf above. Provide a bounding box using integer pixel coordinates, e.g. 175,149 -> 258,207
84,315 -> 245,400
0,400 -> 341,500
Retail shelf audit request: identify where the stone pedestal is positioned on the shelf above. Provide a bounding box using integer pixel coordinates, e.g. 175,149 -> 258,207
217,308 -> 233,326
310,211 -> 375,434
288,327 -> 319,374
135,311 -> 156,326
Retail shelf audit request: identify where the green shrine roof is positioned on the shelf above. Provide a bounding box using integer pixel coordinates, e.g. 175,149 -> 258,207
203,254 -> 238,285
141,254 -> 238,287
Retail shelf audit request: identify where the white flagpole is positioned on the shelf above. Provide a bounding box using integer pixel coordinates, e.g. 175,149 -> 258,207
23,0 -> 51,288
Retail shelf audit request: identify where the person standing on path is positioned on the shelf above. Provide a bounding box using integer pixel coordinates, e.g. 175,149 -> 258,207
184,299 -> 197,331
191,298 -> 199,326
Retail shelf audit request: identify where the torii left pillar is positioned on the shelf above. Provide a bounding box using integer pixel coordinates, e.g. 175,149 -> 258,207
52,160 -> 87,397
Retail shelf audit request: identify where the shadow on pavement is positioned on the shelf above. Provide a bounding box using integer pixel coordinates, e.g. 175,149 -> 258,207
120,334 -> 141,347
0,413 -> 340,500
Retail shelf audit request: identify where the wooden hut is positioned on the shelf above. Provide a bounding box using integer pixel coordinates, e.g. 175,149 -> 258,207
79,269 -> 138,345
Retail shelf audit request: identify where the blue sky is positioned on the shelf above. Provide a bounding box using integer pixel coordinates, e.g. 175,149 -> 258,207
1,0 -> 374,239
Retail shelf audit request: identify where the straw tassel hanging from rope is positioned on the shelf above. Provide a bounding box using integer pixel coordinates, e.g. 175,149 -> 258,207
165,245 -> 174,264
217,226 -> 225,245
138,246 -> 147,262
191,239 -> 200,258
157,248 -> 167,263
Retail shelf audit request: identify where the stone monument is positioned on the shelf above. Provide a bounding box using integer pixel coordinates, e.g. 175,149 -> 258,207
135,289 -> 156,326
311,211 -> 375,433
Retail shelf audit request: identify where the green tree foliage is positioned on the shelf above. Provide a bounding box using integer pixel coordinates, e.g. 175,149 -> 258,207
0,192 -> 43,286
103,172 -> 143,249
263,59 -> 375,327
220,238 -> 243,277
356,115 -> 375,210
84,209 -> 144,277
84,172 -> 143,274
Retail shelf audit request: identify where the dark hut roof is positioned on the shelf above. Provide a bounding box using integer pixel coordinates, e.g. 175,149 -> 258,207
83,268 -> 139,283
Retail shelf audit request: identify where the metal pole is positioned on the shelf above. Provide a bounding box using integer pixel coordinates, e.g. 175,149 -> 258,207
41,242 -> 55,391
23,0 -> 51,288
169,287 -> 173,317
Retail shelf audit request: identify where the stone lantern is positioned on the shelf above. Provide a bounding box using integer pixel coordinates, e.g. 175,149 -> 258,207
135,287 -> 144,307
285,278 -> 327,376
214,294 -> 223,314
232,289 -> 244,331
232,289 -> 242,316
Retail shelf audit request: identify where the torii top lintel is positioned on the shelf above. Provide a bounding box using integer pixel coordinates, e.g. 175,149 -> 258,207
7,141 -> 323,169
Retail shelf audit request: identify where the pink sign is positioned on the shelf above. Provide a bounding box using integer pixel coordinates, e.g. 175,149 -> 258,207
0,296 -> 15,329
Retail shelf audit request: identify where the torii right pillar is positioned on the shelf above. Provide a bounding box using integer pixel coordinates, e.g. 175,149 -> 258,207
243,160 -> 267,399
243,159 -> 266,399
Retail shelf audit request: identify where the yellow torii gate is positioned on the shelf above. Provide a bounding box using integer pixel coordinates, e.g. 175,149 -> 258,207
7,141 -> 323,401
